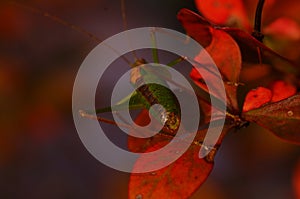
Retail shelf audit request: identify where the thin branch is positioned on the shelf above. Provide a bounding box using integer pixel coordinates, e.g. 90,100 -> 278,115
252,0 -> 266,42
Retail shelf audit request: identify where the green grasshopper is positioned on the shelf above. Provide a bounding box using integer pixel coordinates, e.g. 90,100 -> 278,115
67,2 -> 194,135
12,0 -> 229,156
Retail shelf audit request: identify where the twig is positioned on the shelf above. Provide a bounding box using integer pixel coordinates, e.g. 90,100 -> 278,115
252,0 -> 266,42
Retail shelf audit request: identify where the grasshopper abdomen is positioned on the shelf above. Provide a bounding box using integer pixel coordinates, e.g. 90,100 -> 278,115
130,58 -> 181,134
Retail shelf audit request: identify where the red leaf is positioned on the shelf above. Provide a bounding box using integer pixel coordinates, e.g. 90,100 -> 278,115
243,94 -> 300,144
190,67 -> 203,80
264,17 -> 300,40
129,142 -> 213,199
242,87 -> 272,112
199,29 -> 241,84
270,80 -> 297,102
128,110 -> 170,153
177,9 -> 212,47
178,9 -> 242,112
178,8 -> 299,112
195,0 -> 250,30
222,27 -> 299,75
242,80 -> 297,113
128,110 -> 233,199
178,8 -> 299,76
239,64 -> 271,82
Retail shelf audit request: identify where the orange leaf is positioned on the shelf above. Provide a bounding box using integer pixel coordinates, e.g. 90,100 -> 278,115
270,80 -> 297,102
242,87 -> 272,112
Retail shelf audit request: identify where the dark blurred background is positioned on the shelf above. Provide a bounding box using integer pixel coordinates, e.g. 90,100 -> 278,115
0,0 -> 300,198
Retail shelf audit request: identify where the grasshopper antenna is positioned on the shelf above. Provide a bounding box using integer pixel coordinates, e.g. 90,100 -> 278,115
120,0 -> 139,63
79,110 -> 134,129
10,1 -> 131,65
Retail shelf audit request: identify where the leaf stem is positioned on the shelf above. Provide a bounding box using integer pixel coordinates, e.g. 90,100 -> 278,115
252,0 -> 265,42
